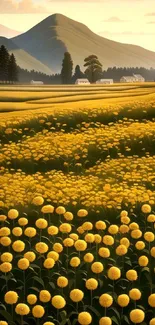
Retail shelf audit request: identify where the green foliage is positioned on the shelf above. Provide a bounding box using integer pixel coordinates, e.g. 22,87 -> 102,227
84,55 -> 102,83
61,52 -> 73,84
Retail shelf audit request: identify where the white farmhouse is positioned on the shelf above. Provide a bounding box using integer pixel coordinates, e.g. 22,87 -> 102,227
133,74 -> 145,82
120,76 -> 137,83
75,78 -> 90,85
96,79 -> 113,84
30,80 -> 44,85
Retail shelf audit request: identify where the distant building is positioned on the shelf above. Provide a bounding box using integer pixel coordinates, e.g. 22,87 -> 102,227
133,74 -> 145,82
30,80 -> 44,85
75,78 -> 90,85
120,74 -> 145,83
96,79 -> 113,84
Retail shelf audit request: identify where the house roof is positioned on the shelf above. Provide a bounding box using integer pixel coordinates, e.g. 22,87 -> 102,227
76,78 -> 89,82
133,74 -> 144,78
97,79 -> 113,81
121,76 -> 136,80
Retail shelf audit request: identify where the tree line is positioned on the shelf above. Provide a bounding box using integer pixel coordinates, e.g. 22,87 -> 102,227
0,45 -> 18,83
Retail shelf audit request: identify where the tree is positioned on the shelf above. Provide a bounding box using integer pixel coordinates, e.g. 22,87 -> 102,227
61,52 -> 73,84
84,55 -> 102,83
0,45 -> 10,83
8,53 -> 18,83
72,65 -> 84,83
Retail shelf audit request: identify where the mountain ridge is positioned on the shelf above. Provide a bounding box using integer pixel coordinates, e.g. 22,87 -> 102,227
0,24 -> 21,38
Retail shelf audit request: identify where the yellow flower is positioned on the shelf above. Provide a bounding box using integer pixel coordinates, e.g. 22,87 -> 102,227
84,233 -> 94,243
32,196 -> 44,206
0,215 -> 7,222
43,258 -> 55,269
18,258 -> 29,270
53,243 -> 63,253
4,291 -> 18,304
129,223 -> 139,230
18,218 -> 28,226
94,234 -> 102,243
148,294 -> 155,307
55,206 -> 66,215
77,209 -> 88,218
131,230 -> 142,239
86,278 -> 98,290
59,223 -> 72,233
130,309 -> 145,323
129,289 -> 141,300
48,226 -> 58,236
12,227 -> 23,237
119,225 -> 129,234
70,289 -> 84,302
24,251 -> 36,262
0,227 -> 10,237
82,222 -> 93,231
15,303 -> 30,315
135,241 -> 145,250
116,245 -> 127,256
41,205 -> 54,214
117,294 -> 130,307
78,312 -> 92,325
0,322 -> 8,325
144,231 -> 155,242
98,247 -> 110,258
24,227 -> 36,238
51,295 -> 66,309
126,270 -> 138,281
36,218 -> 48,229
0,262 -> 12,273
47,251 -> 59,261
150,318 -> 155,325
43,323 -> 55,325
95,220 -> 106,230
103,235 -> 114,246
91,262 -> 104,274
39,290 -> 51,303
0,237 -> 11,246
35,242 -> 48,254
141,204 -> 151,214
8,209 -> 19,220
99,317 -> 112,325
77,226 -> 84,234
57,276 -> 68,288
147,214 -> 155,223
84,253 -> 94,263
138,255 -> 149,267
108,225 -> 119,235
99,294 -> 113,307
1,253 -> 13,262
70,257 -> 80,267
27,294 -> 37,305
120,237 -> 130,248
108,266 -> 121,280
75,240 -> 87,251
120,210 -> 128,218
32,305 -> 45,318
121,216 -> 130,224
69,233 -> 79,241
151,247 -> 155,258
64,212 -> 73,221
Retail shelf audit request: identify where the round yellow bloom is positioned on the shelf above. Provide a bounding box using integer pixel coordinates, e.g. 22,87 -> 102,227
117,294 -> 130,307
4,291 -> 18,304
103,235 -> 114,246
91,262 -> 104,274
99,294 -> 113,307
64,212 -> 73,221
99,247 -> 110,258
53,243 -> 63,253
129,223 -> 139,230
94,234 -> 102,243
47,251 -> 59,261
82,222 -> 93,231
120,237 -> 130,248
43,258 -> 55,269
0,237 -> 11,246
55,206 -> 66,215
147,214 -> 155,222
35,242 -> 48,254
120,210 -> 128,218
70,257 -> 80,267
77,209 -> 88,218
75,240 -> 87,251
18,218 -> 28,226
43,323 -> 55,325
15,303 -> 30,315
57,276 -> 68,288
78,312 -> 92,325
141,204 -> 151,214
99,317 -> 112,325
86,278 -> 98,290
18,258 -> 29,270
151,247 -> 155,258
150,318 -> 155,325
130,309 -> 145,323
138,255 -> 149,267
1,253 -> 13,262
148,294 -> 155,307
63,238 -> 74,249
27,294 -> 37,305
70,289 -> 84,302
39,290 -> 51,303
12,227 -> 22,237
135,241 -> 145,250
77,226 -> 84,234
51,295 -> 66,309
84,233 -> 95,243
0,215 -> 7,222
69,233 -> 79,241
41,205 -> 54,214
119,225 -> 129,234
131,229 -> 142,239
8,209 -> 19,220
0,227 -> 10,237
48,226 -> 58,236
32,305 -> 45,318
108,266 -> 121,280
84,253 -> 94,263
24,251 -> 36,262
59,223 -> 72,233
116,245 -> 127,256
95,221 -> 106,230
129,289 -> 141,300
0,262 -> 12,273
108,225 -> 119,235
24,227 -> 36,238
121,216 -> 130,224
35,218 -> 48,229
126,270 -> 138,281
144,231 -> 155,242
32,196 -> 44,206
0,321 -> 8,325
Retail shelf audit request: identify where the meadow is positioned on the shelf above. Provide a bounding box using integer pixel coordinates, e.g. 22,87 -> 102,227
0,83 -> 155,325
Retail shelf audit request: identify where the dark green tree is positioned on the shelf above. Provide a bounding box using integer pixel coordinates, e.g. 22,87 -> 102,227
8,53 -> 18,83
61,52 -> 73,84
72,64 -> 84,82
0,45 -> 10,83
84,55 -> 102,83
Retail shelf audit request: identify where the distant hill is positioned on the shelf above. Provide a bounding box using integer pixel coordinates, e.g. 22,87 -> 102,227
12,13 -> 155,73
0,37 -> 52,74
0,24 -> 21,38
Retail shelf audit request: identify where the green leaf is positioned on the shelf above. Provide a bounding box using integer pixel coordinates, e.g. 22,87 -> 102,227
29,286 -> 40,293
60,320 -> 67,325
86,305 -> 101,318
49,282 -> 56,289
0,310 -> 13,322
109,307 -> 120,319
111,316 -> 120,325
60,310 -> 67,320
32,276 -> 45,288
122,315 -> 130,324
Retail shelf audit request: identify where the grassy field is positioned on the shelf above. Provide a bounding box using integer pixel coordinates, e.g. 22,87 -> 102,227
0,83 -> 155,325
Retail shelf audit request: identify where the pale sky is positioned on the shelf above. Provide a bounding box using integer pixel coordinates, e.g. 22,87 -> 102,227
0,0 -> 155,51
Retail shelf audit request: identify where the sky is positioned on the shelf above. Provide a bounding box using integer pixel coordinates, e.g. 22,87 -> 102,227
0,0 -> 155,51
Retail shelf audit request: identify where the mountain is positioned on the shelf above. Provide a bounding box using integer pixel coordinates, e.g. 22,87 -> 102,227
12,13 -> 155,73
0,24 -> 21,38
0,37 -> 52,74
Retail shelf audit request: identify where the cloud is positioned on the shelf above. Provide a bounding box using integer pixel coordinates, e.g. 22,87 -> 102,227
0,0 -> 49,14
147,21 -> 155,24
102,16 -> 130,23
145,12 -> 155,16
